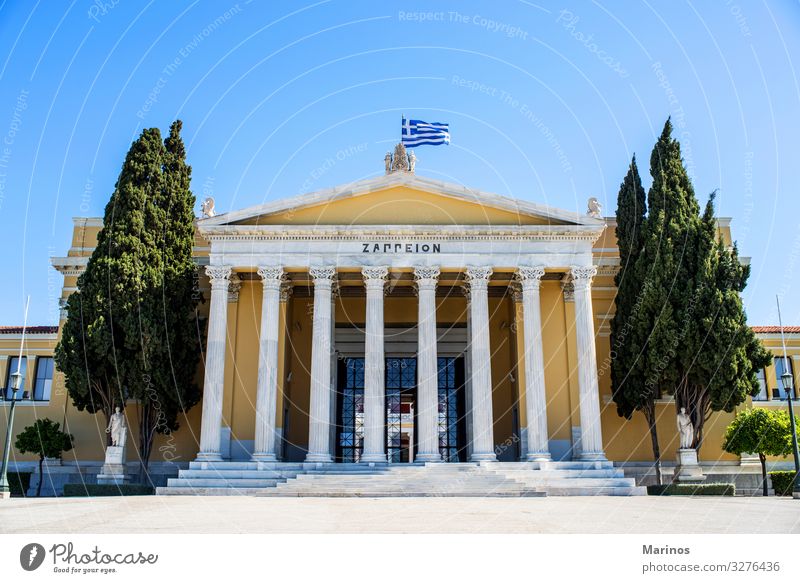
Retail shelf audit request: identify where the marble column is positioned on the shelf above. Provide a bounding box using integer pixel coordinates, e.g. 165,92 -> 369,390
252,266 -> 284,462
306,267 -> 336,463
196,265 -> 232,462
414,266 -> 442,462
517,266 -> 551,461
361,266 -> 388,463
571,265 -> 606,460
465,266 -> 497,462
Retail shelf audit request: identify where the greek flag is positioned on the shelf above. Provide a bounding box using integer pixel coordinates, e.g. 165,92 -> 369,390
401,118 -> 450,147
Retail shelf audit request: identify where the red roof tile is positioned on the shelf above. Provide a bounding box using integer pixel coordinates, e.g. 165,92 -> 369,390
751,326 -> 800,334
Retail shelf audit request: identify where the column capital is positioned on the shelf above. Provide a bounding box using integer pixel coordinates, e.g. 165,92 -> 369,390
257,266 -> 286,290
465,266 -> 493,288
205,265 -> 232,285
279,285 -> 293,303
414,266 -> 440,290
362,266 -> 389,291
309,266 -> 337,285
516,266 -> 546,290
570,266 -> 597,290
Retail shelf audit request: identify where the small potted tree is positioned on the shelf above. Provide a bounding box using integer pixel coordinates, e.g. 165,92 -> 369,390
722,408 -> 791,496
15,418 -> 74,497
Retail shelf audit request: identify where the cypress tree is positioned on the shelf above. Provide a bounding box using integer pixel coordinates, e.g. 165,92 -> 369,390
629,119 -> 770,451
55,128 -> 167,437
609,155 -> 663,481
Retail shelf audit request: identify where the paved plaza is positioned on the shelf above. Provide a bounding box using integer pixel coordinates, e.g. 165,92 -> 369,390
2,496 -> 799,534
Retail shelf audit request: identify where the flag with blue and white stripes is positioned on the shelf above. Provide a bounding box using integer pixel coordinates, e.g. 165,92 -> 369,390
401,118 -> 450,148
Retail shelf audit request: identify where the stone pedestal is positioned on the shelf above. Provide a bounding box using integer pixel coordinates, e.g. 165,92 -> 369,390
674,448 -> 706,483
96,445 -> 130,485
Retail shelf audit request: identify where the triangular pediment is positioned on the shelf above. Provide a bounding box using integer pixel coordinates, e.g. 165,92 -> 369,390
200,173 -> 600,228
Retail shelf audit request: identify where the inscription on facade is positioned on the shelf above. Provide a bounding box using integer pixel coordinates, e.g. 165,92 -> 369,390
362,242 -> 441,253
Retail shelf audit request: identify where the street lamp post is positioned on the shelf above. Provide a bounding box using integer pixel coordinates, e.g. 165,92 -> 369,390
0,371 -> 24,499
781,370 -> 800,499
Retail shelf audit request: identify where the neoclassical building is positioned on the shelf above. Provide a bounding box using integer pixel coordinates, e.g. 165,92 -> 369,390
1,147 -> 791,495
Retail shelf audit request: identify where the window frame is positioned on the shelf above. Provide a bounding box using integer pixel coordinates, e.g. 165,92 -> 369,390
32,356 -> 54,402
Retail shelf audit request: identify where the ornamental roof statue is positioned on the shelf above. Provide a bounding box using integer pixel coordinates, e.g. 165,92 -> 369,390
386,142 -> 415,174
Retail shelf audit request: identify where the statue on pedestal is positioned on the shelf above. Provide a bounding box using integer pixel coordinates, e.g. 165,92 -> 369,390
676,407 -> 694,449
106,406 -> 127,448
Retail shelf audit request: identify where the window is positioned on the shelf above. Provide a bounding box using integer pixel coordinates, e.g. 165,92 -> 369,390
753,368 -> 769,401
4,356 -> 27,400
774,357 -> 795,400
33,357 -> 54,401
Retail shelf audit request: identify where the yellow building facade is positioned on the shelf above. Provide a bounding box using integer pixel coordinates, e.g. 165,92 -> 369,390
1,158 -> 795,493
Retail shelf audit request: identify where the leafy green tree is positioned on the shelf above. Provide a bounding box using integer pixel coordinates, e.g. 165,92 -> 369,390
128,121 -> 202,484
15,419 -> 74,496
723,408 -> 791,496
55,127 -> 168,435
630,119 -> 770,451
610,155 -> 664,482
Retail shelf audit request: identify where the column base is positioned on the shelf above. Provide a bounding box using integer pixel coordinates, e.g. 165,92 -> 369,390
469,452 -> 497,462
578,451 -> 607,461
360,453 -> 387,463
0,489 -> 10,500
251,452 -> 277,462
525,452 -> 552,462
416,452 -> 443,463
305,453 -> 333,463
195,452 -> 223,463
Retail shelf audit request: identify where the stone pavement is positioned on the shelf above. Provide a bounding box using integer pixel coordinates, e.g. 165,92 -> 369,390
2,496 -> 799,534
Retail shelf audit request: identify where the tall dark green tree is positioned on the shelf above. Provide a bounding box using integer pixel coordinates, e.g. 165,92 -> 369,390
55,128 -> 167,435
609,155 -> 663,481
129,121 -> 202,484
629,119 -> 769,451
56,122 -> 202,485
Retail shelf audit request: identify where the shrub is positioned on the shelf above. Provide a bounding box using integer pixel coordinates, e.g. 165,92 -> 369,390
63,484 -> 154,497
769,471 -> 798,496
7,472 -> 31,497
647,483 -> 735,496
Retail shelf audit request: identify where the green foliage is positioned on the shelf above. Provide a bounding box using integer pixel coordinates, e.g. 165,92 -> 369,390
768,471 -> 798,496
646,483 -> 735,496
63,483 -> 154,497
722,408 -> 792,458
15,418 -> 74,460
618,119 -> 771,449
15,418 -> 74,496
54,121 -> 202,484
611,154 -> 649,419
7,472 -> 31,497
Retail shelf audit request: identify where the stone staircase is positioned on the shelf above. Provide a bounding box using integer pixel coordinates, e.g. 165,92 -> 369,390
259,462 -> 543,497
157,460 -> 645,496
483,461 -> 646,496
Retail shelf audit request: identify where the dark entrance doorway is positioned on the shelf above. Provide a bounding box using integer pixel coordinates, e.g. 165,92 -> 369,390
335,356 -> 467,463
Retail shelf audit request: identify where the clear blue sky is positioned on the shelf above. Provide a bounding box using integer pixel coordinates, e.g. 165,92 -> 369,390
0,0 -> 798,326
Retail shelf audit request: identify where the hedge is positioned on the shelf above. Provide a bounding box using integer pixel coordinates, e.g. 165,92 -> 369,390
7,472 -> 31,497
63,483 -> 154,497
769,471 -> 798,496
647,483 -> 735,496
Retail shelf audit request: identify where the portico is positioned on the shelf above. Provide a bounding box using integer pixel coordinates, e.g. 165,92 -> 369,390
193,165 -> 608,466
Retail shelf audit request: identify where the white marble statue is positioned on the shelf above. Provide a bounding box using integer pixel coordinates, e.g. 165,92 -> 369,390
676,407 -> 694,449
106,406 -> 127,448
384,152 -> 392,175
201,197 -> 216,218
587,197 -> 602,218
408,150 -> 416,173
